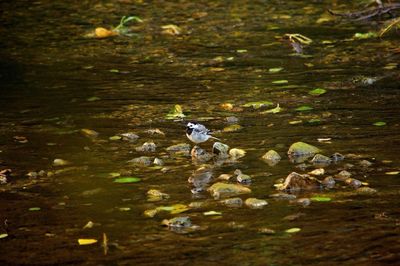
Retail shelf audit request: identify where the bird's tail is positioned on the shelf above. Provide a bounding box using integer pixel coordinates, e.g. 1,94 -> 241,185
210,136 -> 221,141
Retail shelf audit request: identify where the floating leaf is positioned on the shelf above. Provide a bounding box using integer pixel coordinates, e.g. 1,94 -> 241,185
285,227 -> 301,233
29,207 -> 41,211
0,233 -> 8,239
260,104 -> 282,114
203,211 -> 222,216
223,124 -> 242,132
383,63 -> 398,70
166,104 -> 186,119
87,96 -> 101,102
108,172 -> 121,178
95,27 -> 117,38
385,171 -> 399,175
373,121 -> 386,126
269,67 -> 283,73
353,32 -> 378,40
307,119 -> 321,124
310,197 -> 331,202
289,120 -> 303,125
161,24 -> 181,35
109,135 -> 122,141
272,80 -> 288,85
295,105 -> 313,111
109,69 -> 120,73
309,88 -> 327,96
236,49 -> 247,53
242,101 -> 273,109
156,204 -> 189,214
78,239 -> 98,245
113,177 -> 141,183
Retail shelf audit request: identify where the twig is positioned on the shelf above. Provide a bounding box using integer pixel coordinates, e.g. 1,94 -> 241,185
329,3 -> 400,21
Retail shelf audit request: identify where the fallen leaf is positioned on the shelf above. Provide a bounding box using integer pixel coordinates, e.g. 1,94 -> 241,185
260,104 -> 282,114
29,207 -> 41,211
309,88 -> 327,96
385,171 -> 399,175
285,227 -> 301,233
310,197 -> 331,202
113,177 -> 141,183
95,27 -> 117,38
166,104 -> 186,119
373,121 -> 386,126
78,239 -> 98,245
203,211 -> 222,216
272,80 -> 289,85
269,67 -> 283,73
295,105 -> 313,111
0,233 -> 8,239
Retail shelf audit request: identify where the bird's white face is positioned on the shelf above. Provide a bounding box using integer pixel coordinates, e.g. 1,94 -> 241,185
187,122 -> 197,129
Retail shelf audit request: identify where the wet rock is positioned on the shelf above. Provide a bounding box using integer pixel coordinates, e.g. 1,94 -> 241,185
81,128 -> 99,138
229,148 -> 246,160
292,198 -> 311,207
335,170 -> 351,181
226,116 -> 239,124
145,128 -> 165,136
53,159 -> 70,167
356,187 -> 377,195
161,216 -> 192,228
81,188 -> 104,197
311,154 -> 332,166
330,152 -> 345,162
234,169 -> 252,184
308,168 -> 325,176
287,142 -> 321,157
153,158 -> 164,166
278,172 -> 321,191
147,189 -> 170,202
0,169 -> 10,184
220,197 -> 243,208
258,227 -> 276,235
166,143 -> 191,156
269,193 -> 297,200
212,142 -> 230,158
128,156 -> 152,166
344,178 -> 362,189
321,176 -> 336,189
359,160 -> 372,168
189,201 -> 206,209
191,146 -> 213,162
245,198 -> 268,209
295,163 -> 310,171
261,150 -> 281,166
217,174 -> 232,181
120,132 -> 139,142
136,142 -> 156,152
208,182 -> 251,199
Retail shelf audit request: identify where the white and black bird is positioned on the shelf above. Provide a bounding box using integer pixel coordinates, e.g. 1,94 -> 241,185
186,122 -> 220,144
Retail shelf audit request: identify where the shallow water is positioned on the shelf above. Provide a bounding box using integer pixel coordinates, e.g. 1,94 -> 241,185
1,1 -> 400,265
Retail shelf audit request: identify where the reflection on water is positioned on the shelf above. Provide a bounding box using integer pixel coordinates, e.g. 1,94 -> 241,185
0,0 -> 399,265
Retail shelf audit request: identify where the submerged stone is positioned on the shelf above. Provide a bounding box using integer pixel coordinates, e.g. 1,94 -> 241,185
166,143 -> 191,156
269,193 -> 297,200
245,198 -> 268,209
330,152 -> 345,162
311,154 -> 332,166
161,216 -> 192,228
344,178 -> 362,189
356,187 -> 377,195
335,170 -> 352,181
208,182 -> 251,199
359,160 -> 373,168
128,156 -> 152,166
147,189 -> 170,202
308,168 -> 325,176
136,142 -> 156,152
261,150 -> 281,166
120,132 -> 139,142
229,148 -> 246,159
220,197 -> 243,208
321,176 -> 336,189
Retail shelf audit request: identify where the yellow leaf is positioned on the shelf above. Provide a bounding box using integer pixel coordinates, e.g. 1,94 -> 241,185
78,239 -> 98,245
95,27 -> 117,38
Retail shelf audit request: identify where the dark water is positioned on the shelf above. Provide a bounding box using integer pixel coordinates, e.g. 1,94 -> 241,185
1,1 -> 400,265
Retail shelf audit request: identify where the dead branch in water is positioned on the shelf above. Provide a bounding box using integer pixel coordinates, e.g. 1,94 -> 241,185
329,2 -> 400,21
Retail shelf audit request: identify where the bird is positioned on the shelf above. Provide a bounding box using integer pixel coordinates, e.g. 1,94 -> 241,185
186,122 -> 220,144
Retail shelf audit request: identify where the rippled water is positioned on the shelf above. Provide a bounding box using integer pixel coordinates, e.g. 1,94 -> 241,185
1,1 -> 400,265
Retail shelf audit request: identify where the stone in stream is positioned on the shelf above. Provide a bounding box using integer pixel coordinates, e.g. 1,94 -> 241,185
245,198 -> 268,209
277,172 -> 321,191
166,143 -> 191,156
288,142 -> 320,157
119,132 -> 139,142
191,146 -> 213,163
212,142 -> 230,158
147,189 -> 170,202
135,142 -> 156,152
330,152 -> 345,162
161,216 -> 192,228
311,154 -> 332,166
128,156 -> 152,166
53,158 -> 70,167
321,176 -> 336,189
188,167 -> 213,193
234,169 -> 252,184
220,197 -> 243,208
261,150 -> 281,166
344,178 -> 363,189
208,182 -> 251,199
335,170 -> 352,181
